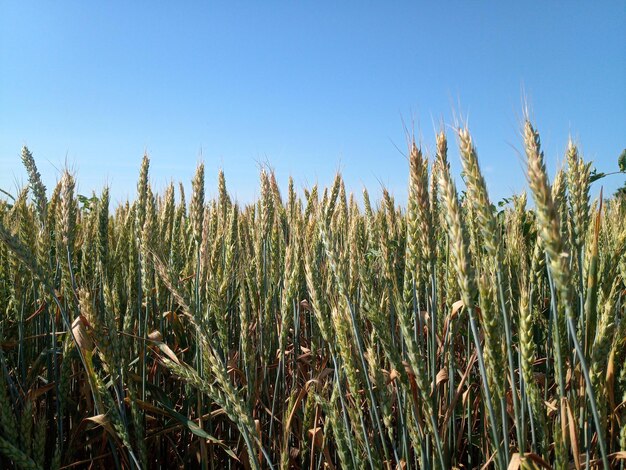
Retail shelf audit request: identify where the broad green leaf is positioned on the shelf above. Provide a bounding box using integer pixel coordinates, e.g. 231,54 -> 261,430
619,149 -> 626,172
589,170 -> 606,183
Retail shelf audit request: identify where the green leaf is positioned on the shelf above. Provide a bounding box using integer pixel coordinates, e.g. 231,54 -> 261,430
78,193 -> 99,211
0,188 -> 15,201
589,170 -> 606,183
497,197 -> 511,208
618,148 -> 626,172
158,402 -> 239,461
128,376 -> 239,461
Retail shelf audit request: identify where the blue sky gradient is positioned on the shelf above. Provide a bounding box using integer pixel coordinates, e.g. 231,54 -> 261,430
1,2 -> 625,205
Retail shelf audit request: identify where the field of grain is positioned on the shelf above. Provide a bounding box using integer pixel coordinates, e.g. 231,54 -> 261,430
0,120 -> 625,469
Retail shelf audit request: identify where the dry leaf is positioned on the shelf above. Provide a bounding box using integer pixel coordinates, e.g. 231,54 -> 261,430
72,315 -> 93,352
308,427 -> 323,448
436,368 -> 448,386
450,300 -> 465,320
148,330 -> 163,342
156,342 -> 181,365
507,453 -> 521,470
86,414 -> 115,436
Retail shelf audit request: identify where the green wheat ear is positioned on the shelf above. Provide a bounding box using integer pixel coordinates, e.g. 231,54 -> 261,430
0,124 -> 624,469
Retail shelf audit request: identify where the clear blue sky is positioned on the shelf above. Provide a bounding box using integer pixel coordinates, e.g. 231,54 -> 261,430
1,2 -> 625,206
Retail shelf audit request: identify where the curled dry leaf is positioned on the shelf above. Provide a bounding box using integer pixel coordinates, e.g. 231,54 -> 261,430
308,427 -> 323,448
507,452 -> 552,470
450,300 -> 465,320
402,360 -> 414,379
85,414 -> 115,436
148,330 -> 163,342
388,368 -> 400,384
71,315 -> 93,352
436,368 -> 448,386
156,342 -> 181,365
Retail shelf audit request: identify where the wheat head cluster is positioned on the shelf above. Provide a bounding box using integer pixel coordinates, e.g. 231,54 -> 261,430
0,120 -> 625,469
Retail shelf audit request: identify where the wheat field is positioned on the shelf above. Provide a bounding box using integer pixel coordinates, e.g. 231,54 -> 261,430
0,120 -> 625,469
